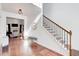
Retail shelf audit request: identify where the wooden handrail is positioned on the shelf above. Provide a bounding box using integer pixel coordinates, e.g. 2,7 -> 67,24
43,15 -> 70,34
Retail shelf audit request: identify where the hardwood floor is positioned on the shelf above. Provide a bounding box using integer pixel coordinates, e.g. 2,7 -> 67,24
71,49 -> 79,56
31,42 -> 62,56
2,37 -> 62,56
2,37 -> 33,56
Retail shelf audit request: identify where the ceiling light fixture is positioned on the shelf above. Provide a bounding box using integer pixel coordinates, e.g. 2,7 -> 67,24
18,9 -> 23,15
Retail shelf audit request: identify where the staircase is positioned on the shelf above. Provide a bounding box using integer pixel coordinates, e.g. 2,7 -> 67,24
43,15 -> 72,56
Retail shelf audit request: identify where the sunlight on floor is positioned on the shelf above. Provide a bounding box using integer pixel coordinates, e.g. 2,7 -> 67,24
23,40 -> 29,47
22,39 -> 32,51
22,39 -> 33,55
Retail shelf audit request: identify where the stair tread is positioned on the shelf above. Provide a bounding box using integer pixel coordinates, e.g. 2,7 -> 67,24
44,26 -> 50,28
49,31 -> 55,33
56,39 -> 61,41
65,44 -> 70,49
47,29 -> 53,30
56,37 -> 62,39
53,34 -> 58,36
59,40 -> 64,44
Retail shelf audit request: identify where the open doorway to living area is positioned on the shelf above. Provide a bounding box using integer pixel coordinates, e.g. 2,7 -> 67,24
2,17 -> 25,55
6,17 -> 24,40
6,17 -> 24,43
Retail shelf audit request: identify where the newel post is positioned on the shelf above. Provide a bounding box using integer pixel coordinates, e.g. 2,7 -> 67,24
69,30 -> 72,56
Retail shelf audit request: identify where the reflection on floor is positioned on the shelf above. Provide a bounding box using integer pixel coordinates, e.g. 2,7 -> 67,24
2,37 -> 33,56
2,37 -> 62,56
31,42 -> 62,56
71,49 -> 79,56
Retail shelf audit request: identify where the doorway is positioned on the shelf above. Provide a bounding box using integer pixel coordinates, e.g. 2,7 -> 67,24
6,17 -> 24,39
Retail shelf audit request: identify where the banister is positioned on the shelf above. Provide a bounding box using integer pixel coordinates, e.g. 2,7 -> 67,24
43,15 -> 72,56
43,15 -> 70,34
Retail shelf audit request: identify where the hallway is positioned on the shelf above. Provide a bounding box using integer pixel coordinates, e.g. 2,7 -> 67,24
2,37 -> 62,56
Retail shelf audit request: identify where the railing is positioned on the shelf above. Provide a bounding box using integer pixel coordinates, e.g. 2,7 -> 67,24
43,15 -> 72,56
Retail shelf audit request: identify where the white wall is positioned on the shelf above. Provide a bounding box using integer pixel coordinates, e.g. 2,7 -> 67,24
0,4 -> 2,49
1,3 -> 41,30
33,3 -> 42,8
7,18 -> 24,25
43,3 -> 79,51
0,4 -> 2,10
